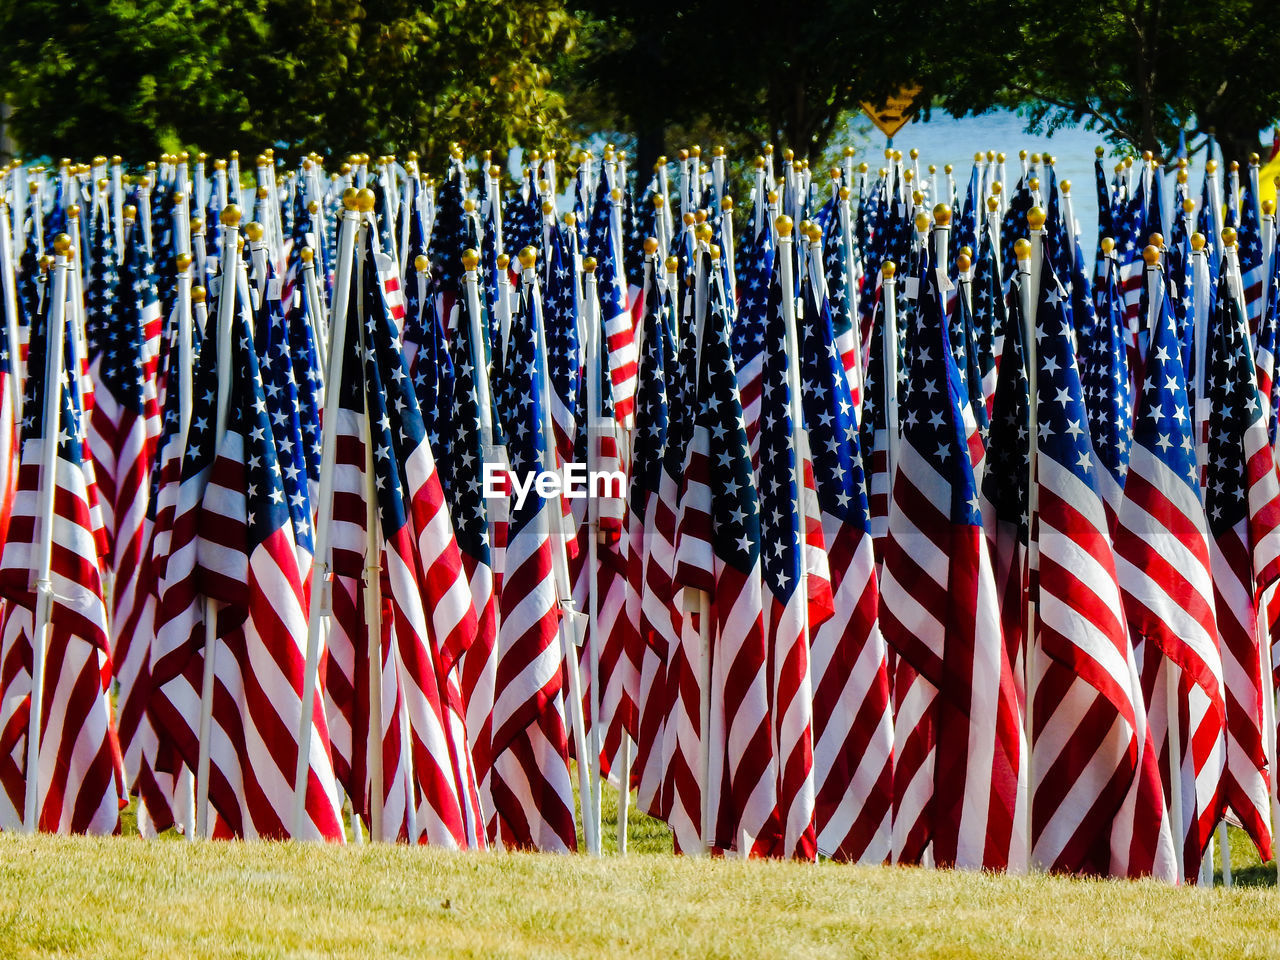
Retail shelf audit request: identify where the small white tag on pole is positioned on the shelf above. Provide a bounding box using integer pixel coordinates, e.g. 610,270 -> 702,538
902,276 -> 919,300
266,277 -> 283,302
563,608 -> 588,647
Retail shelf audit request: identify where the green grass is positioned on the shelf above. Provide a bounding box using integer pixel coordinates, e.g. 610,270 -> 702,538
4,829 -> 1280,959
9,783 -> 1275,958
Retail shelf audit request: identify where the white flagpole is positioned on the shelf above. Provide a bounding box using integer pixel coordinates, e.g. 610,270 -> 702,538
23,233 -> 72,834
195,204 -> 243,839
1014,210 -> 1043,870
720,197 -> 737,306
174,251 -> 199,839
353,216 -> 386,840
775,216 -> 811,860
300,247 -> 329,367
461,247 -> 503,847
583,256 -> 605,850
0,194 -> 22,411
110,156 -> 124,255
1190,233 -> 1211,469
688,228 -> 713,855
291,188 -> 362,838
881,262 -> 900,485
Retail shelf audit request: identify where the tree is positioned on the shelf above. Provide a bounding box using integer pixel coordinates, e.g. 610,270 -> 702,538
570,0 -> 926,170
928,0 -> 1280,161
0,0 -> 578,163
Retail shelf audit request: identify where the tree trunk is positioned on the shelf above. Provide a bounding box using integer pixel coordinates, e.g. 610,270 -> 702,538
634,122 -> 665,191
1214,127 -> 1264,166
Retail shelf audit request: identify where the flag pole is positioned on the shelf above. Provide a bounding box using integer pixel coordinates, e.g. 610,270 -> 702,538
689,228 -> 714,855
0,196 -> 22,413
353,221 -> 386,840
1190,231 -> 1210,467
520,245 -> 598,856
175,252 -> 199,840
193,204 -> 242,839
881,261 -> 900,484
23,233 -> 73,834
462,246 -> 504,848
1015,206 -> 1045,870
496,253 -> 514,364
291,187 -> 361,838
583,255 -> 605,850
776,216 -> 811,860
721,197 -> 737,305
300,247 -> 329,365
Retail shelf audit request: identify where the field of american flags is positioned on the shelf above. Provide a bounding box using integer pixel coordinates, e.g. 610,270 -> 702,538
7,129 -> 1280,960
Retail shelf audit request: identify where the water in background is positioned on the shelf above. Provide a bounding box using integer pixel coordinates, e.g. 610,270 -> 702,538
854,108 -> 1117,250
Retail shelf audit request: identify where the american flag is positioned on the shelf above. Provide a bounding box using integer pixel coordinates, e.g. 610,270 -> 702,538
970,227 -> 1004,417
755,260 -> 834,860
353,256 -> 484,847
954,161 -> 981,268
448,275 -> 503,839
1026,256 -> 1175,879
285,285 -> 324,504
404,241 -> 455,461
488,264 -> 576,851
126,310 -> 196,835
671,271 -> 775,855
0,247 -> 18,559
800,274 -> 893,863
999,176 -> 1034,282
1237,176 -> 1267,334
1113,274 -> 1226,882
1092,155 -> 1115,299
624,261 -> 680,818
947,256 -> 989,466
1202,276 -> 1280,862
730,216 -> 773,471
543,229 -> 580,462
0,273 -> 123,834
880,261 -> 1025,870
980,280 -> 1031,690
653,247 -> 705,840
1258,253 -> 1280,446
253,276 -> 313,569
573,267 -> 633,785
148,298 -> 343,840
426,162 -> 472,328
1112,185 -> 1146,373
857,281 -> 898,557
821,208 -> 862,408
1080,259 -> 1133,526
1199,170 -> 1222,280
84,215 -> 163,834
590,185 -> 638,428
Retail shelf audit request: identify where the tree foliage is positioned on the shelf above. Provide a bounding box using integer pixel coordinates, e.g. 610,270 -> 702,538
571,0 -> 924,169
928,0 -> 1280,160
3,0 -> 1280,166
0,0 -> 577,162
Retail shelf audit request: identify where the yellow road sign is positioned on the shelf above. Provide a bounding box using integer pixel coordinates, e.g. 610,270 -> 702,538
861,87 -> 922,140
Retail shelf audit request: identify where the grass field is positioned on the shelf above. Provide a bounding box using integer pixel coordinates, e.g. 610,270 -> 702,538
5,782 -> 1277,958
